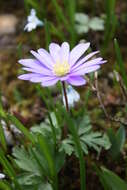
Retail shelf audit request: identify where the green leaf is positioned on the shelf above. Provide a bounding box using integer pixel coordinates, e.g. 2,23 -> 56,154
60,139 -> 74,156
54,151 -> 65,173
78,115 -> 111,154
38,135 -> 58,190
116,125 -> 126,151
30,147 -> 49,177
107,125 -> 126,159
12,146 -> 41,176
39,183 -> 53,190
63,109 -> 86,190
17,173 -> 42,186
60,114 -> 111,155
101,167 -> 127,190
0,149 -> 22,190
31,112 -> 61,141
0,181 -> 12,190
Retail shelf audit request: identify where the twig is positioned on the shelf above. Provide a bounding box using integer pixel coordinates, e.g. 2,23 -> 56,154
94,72 -> 109,118
114,71 -> 127,101
86,72 -> 127,126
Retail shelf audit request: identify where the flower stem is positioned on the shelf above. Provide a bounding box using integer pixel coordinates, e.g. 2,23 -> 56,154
62,82 -> 69,137
62,82 -> 69,112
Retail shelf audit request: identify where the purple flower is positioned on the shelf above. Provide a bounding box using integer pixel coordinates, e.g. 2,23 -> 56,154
18,42 -> 106,86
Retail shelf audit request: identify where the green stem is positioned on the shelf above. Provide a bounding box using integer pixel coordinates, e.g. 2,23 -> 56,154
64,112 -> 86,190
36,85 -> 57,147
71,126 -> 86,190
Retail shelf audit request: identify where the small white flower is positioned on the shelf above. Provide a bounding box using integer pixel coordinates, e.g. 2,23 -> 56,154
24,9 -> 43,32
89,17 -> 104,31
75,13 -> 89,34
63,85 -> 80,108
0,173 -> 5,179
75,12 -> 105,34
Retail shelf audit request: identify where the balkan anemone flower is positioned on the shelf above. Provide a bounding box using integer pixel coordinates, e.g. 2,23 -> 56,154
18,42 -> 106,86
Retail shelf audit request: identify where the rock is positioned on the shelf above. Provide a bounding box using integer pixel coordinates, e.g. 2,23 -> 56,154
0,14 -> 18,36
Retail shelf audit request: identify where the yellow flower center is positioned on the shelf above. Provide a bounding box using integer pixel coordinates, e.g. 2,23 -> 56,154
53,61 -> 70,76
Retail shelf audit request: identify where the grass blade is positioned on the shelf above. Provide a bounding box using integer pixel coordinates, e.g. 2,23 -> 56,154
64,0 -> 77,47
0,123 -> 7,152
51,0 -> 69,29
114,39 -> 127,88
102,0 -> 117,52
0,181 -> 12,190
36,85 -> 57,146
44,19 -> 51,50
50,22 -> 66,41
63,110 -> 86,190
0,149 -> 22,190
38,135 -> 58,190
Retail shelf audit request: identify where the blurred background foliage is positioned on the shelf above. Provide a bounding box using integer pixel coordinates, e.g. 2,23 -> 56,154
0,0 -> 127,189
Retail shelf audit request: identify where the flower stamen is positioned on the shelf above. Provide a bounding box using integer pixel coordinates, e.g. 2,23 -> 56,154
53,61 -> 70,76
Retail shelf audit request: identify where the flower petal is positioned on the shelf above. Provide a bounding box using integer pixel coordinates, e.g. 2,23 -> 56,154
19,59 -> 52,75
41,77 -> 59,86
19,59 -> 42,67
70,65 -> 101,76
72,58 -> 103,72
38,48 -> 54,68
49,43 -> 61,62
22,67 -> 52,76
71,51 -> 99,70
18,73 -> 43,82
59,75 -> 69,81
30,50 -> 52,69
67,76 -> 86,86
60,42 -> 70,63
69,43 -> 90,67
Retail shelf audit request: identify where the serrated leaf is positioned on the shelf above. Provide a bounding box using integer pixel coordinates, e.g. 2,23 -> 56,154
60,139 -> 74,156
31,112 -> 61,140
39,182 -> 53,190
78,115 -> 111,154
13,146 -> 41,176
61,115 -> 111,155
17,173 -> 42,186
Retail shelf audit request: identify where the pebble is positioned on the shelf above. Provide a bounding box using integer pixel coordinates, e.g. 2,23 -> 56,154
0,14 -> 18,36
